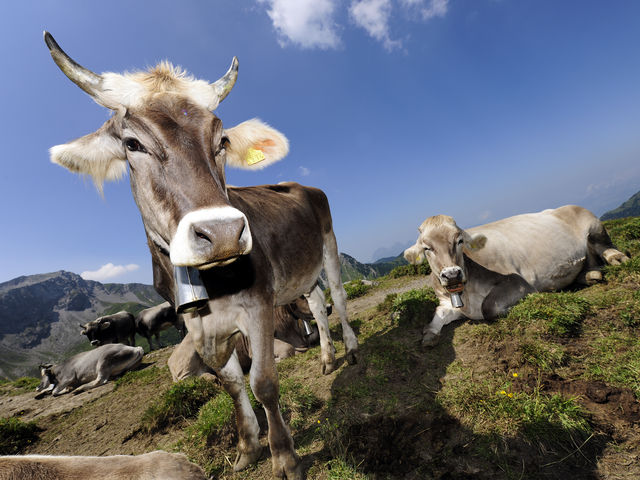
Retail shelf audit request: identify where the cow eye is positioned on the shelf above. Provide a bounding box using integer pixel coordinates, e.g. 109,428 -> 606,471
457,238 -> 464,246
124,138 -> 147,153
221,136 -> 230,148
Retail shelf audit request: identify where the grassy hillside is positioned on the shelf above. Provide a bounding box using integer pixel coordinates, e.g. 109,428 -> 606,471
2,218 -> 639,479
601,190 -> 640,220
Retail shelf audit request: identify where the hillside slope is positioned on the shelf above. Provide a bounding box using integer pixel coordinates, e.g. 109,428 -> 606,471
2,217 -> 639,479
0,271 -> 163,379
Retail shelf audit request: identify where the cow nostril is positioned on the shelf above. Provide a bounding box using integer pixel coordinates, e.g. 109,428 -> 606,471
194,228 -> 213,244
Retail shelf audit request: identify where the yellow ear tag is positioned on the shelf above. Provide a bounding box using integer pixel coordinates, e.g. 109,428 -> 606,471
246,148 -> 266,166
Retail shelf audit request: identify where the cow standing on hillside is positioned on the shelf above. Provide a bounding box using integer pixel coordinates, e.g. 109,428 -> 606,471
135,302 -> 185,350
36,343 -> 144,396
45,32 -> 358,479
80,311 -> 136,347
404,205 -> 630,346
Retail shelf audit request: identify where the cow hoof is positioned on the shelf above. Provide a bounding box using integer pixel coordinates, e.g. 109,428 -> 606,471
603,248 -> 630,265
233,447 -> 263,472
345,348 -> 359,365
321,360 -> 336,375
421,332 -> 441,347
272,457 -> 303,480
585,270 -> 603,285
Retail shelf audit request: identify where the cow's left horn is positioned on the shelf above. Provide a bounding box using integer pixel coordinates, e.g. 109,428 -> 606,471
210,57 -> 238,109
43,31 -> 114,108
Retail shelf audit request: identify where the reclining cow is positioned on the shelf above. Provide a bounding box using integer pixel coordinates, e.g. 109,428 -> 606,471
0,451 -> 207,480
45,32 -> 358,479
404,205 -> 629,347
36,344 -> 144,396
80,311 -> 136,347
168,297 -> 321,381
136,302 -> 185,350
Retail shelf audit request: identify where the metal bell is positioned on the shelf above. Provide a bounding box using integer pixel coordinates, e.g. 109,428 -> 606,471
174,266 -> 209,314
450,291 -> 464,308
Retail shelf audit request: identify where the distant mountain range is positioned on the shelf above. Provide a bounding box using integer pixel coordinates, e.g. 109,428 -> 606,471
601,190 -> 640,221
0,271 -> 163,380
0,251 -> 407,379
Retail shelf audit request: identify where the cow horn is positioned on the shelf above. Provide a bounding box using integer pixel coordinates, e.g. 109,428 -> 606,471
43,31 -> 111,107
210,57 -> 238,108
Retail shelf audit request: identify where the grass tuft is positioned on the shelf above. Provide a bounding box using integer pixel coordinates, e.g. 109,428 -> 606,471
390,288 -> 438,326
507,292 -> 590,337
0,417 -> 41,454
141,376 -> 220,433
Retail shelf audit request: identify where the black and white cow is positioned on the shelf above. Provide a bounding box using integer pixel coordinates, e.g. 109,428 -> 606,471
36,344 -> 144,396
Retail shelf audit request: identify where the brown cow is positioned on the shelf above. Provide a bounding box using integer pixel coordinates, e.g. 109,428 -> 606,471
0,451 -> 207,480
45,32 -> 358,479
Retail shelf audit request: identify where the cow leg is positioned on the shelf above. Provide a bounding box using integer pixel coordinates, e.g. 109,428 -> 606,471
482,275 -> 535,320
587,225 -> 630,270
305,286 -> 337,374
248,308 -> 302,480
322,233 -> 359,365
423,302 -> 463,347
217,350 -> 262,471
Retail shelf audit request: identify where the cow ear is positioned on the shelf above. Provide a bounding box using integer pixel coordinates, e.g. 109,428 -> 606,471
404,245 -> 426,265
463,232 -> 487,251
100,321 -> 111,330
49,117 -> 126,194
224,119 -> 289,170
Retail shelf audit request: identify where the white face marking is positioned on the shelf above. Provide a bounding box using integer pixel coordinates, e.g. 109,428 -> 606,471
169,206 -> 252,266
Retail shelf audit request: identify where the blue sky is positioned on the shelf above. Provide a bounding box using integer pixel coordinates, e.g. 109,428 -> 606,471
1,1 -> 640,284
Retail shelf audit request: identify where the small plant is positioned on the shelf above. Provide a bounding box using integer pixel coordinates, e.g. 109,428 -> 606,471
0,377 -> 40,397
388,262 -> 431,278
343,280 -> 372,299
0,417 -> 41,454
141,376 -> 220,432
376,293 -> 398,314
114,365 -> 164,389
279,378 -> 323,429
507,292 -> 590,337
519,341 -> 566,371
188,392 -> 235,444
390,288 -> 438,325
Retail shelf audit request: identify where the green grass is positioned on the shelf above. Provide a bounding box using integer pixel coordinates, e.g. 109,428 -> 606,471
343,279 -> 372,299
437,364 -> 591,446
279,378 -> 323,429
507,292 -> 591,337
114,365 -> 165,389
584,334 -> 640,396
0,417 -> 41,454
390,287 -> 438,326
141,376 -> 221,433
0,377 -> 40,396
387,262 -> 431,278
518,340 -> 566,372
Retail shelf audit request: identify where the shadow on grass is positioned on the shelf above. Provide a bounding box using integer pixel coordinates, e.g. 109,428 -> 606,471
294,313 -> 609,480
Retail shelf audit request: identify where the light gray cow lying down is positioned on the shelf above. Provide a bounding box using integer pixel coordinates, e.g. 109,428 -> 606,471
404,205 -> 629,347
36,344 -> 144,396
0,451 -> 207,480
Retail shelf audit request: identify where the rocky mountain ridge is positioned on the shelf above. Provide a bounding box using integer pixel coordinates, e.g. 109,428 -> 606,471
0,271 -> 162,379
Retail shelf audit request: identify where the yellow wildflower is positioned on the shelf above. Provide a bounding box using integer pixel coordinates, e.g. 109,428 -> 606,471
507,393 -> 514,398
512,373 -> 518,378
500,390 -> 507,395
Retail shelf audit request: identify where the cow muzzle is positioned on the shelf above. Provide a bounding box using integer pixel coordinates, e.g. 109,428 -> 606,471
169,206 -> 252,268
439,266 -> 465,308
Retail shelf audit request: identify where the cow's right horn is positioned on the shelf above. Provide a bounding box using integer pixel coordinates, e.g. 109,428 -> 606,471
43,31 -> 113,108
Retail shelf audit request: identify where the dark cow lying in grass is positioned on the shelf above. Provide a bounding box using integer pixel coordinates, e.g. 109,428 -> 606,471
168,297 -> 321,381
135,302 -> 185,350
0,451 -> 207,480
36,344 -> 144,396
80,311 -> 136,347
404,205 -> 630,347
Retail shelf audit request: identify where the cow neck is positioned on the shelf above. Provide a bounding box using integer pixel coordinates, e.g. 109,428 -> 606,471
147,233 -> 260,305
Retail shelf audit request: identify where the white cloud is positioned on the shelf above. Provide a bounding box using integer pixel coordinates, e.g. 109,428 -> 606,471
299,166 -> 311,176
349,0 -> 401,51
81,263 -> 140,282
400,0 -> 449,20
258,0 -> 341,49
